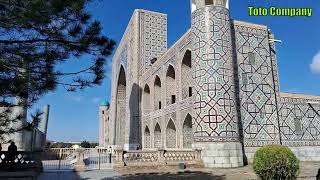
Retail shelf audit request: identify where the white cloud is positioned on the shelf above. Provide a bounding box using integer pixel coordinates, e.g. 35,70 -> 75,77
310,51 -> 320,74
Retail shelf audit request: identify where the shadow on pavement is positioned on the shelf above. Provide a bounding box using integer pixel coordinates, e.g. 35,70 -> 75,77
103,171 -> 225,180
37,171 -> 84,180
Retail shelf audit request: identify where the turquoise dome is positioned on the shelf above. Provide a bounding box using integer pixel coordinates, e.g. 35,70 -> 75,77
100,100 -> 110,106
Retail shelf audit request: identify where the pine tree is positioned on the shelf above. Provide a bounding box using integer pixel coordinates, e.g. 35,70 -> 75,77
0,0 -> 115,141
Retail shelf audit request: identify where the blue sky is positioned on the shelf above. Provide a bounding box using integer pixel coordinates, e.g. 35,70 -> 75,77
31,0 -> 320,142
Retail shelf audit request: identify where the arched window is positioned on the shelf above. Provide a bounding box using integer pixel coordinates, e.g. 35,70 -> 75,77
183,114 -> 193,148
154,76 -> 162,110
181,50 -> 193,99
154,123 -> 162,148
166,65 -> 176,105
166,119 -> 176,148
205,0 -> 213,5
144,126 -> 151,148
143,84 -> 151,114
115,66 -> 126,145
248,52 -> 256,65
205,0 -> 227,7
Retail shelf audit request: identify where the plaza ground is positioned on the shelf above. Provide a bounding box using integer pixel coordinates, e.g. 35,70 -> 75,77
37,162 -> 320,180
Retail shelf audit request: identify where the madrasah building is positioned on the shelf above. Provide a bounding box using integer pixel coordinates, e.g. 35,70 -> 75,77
99,0 -> 320,168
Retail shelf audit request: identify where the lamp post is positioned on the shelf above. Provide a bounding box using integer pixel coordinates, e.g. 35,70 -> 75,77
269,39 -> 282,44
268,30 -> 283,145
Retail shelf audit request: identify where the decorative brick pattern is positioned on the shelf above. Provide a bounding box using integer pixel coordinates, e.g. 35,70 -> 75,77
154,76 -> 162,110
140,11 -> 167,70
144,126 -> 151,148
183,114 -> 193,148
165,65 -> 176,105
191,6 -> 239,142
181,50 -> 193,100
115,67 -> 126,146
279,96 -> 320,146
234,23 -> 280,147
166,119 -> 176,148
154,122 -> 162,148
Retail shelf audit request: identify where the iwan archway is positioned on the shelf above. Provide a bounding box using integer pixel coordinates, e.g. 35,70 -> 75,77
115,66 -> 126,145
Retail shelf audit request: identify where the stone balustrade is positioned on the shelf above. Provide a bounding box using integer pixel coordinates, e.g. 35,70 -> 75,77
164,150 -> 201,165
113,148 -> 202,168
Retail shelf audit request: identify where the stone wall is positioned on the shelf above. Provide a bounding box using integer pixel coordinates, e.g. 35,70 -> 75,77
193,142 -> 243,168
244,146 -> 320,163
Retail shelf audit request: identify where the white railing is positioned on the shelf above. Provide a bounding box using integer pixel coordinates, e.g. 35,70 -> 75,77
42,148 -> 112,171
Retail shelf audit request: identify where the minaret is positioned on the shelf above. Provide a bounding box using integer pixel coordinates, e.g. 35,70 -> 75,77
191,0 -> 243,167
38,105 -> 50,150
99,100 -> 110,147
38,105 -> 50,135
13,97 -> 28,150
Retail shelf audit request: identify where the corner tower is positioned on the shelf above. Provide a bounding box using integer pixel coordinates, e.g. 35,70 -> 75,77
191,0 -> 243,167
99,100 -> 110,147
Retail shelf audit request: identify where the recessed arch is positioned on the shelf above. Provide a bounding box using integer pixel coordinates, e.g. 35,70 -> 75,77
115,65 -> 126,146
143,84 -> 151,114
166,65 -> 176,79
166,119 -> 176,148
166,65 -> 176,105
154,123 -> 162,148
154,75 -> 162,110
183,114 -> 193,148
182,50 -> 192,68
181,50 -> 193,99
205,0 -> 213,5
144,126 -> 151,148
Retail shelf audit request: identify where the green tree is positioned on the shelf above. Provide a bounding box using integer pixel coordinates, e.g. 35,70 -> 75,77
80,141 -> 91,148
90,142 -> 98,148
0,0 -> 115,141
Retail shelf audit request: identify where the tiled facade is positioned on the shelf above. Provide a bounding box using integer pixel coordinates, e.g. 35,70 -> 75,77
99,1 -> 320,167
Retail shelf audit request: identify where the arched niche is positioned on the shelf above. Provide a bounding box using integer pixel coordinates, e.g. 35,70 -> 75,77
166,65 -> 176,105
115,65 -> 126,146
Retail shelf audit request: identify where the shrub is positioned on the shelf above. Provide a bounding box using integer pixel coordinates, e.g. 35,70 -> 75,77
253,144 -> 299,180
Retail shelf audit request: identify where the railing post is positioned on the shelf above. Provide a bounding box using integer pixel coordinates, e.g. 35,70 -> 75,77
33,151 -> 44,172
113,146 -> 124,168
58,148 -> 62,170
74,148 -> 86,172
98,149 -> 101,170
157,149 -> 165,166
196,149 -> 202,160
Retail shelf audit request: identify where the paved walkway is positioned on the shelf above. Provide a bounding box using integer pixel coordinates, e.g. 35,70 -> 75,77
38,169 -> 116,180
37,162 -> 320,180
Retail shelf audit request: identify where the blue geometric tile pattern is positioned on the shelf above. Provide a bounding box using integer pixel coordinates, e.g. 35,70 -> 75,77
234,23 -> 281,146
191,6 -> 239,142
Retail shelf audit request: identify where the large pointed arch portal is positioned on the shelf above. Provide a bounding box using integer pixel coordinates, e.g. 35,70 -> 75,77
115,66 -> 126,145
